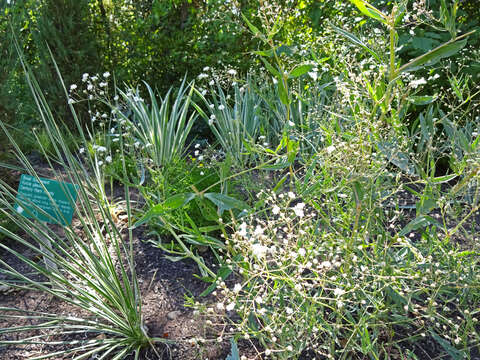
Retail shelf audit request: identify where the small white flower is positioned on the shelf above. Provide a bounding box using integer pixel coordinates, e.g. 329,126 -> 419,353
208,114 -> 215,126
114,95 -> 119,101
218,104 -> 225,110
238,222 -> 247,237
297,247 -> 306,257
203,66 -> 210,71
227,69 -> 237,76
233,283 -> 242,293
285,307 -> 293,314
69,84 -> 77,91
288,191 -> 295,199
293,202 -> 305,217
195,143 -> 201,149
294,283 -> 302,292
288,121 -> 295,126
253,225 -> 264,236
334,288 -> 345,297
82,73 -> 89,82
209,80 -> 215,86
226,302 -> 235,311
272,205 -> 280,215
200,171 -> 204,175
87,84 -> 94,91
79,147 -> 85,154
105,155 -> 112,163
216,302 -> 224,310
197,73 -> 208,80
98,161 -> 104,166
410,77 -> 427,89
103,71 -> 110,78
96,146 -> 107,152
68,98 -> 75,104
198,155 -> 204,161
99,82 -> 107,87
326,145 -> 335,154
251,243 -> 268,259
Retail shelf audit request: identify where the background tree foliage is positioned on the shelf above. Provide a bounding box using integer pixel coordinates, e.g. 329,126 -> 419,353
0,0 -> 478,133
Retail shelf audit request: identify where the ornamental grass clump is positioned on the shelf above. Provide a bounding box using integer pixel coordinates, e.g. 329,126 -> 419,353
0,44 -> 167,359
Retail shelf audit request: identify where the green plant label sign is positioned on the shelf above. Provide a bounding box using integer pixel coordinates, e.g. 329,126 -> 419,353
15,174 -> 78,225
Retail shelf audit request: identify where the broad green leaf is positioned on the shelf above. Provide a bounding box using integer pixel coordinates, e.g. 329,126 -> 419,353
132,192 -> 196,228
411,36 -> 439,52
194,197 -> 219,221
416,197 -> 437,215
260,57 -> 281,78
273,174 -> 289,192
431,174 -> 457,184
353,180 -> 365,205
204,193 -> 249,213
242,14 -> 263,40
377,142 -> 416,175
254,49 -> 273,57
163,192 -> 197,210
407,95 -> 437,105
333,26 -> 382,62
456,250 -> 479,257
399,215 -> 443,236
182,234 -> 226,248
226,338 -> 240,360
260,161 -> 291,170
385,286 -> 408,306
248,312 -> 259,331
350,0 -> 387,24
200,264 -> 233,297
277,78 -> 289,105
430,330 -> 465,359
289,64 -> 314,79
398,31 -> 475,74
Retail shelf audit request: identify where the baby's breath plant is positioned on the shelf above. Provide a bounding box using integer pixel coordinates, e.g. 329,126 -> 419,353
189,187 -> 480,359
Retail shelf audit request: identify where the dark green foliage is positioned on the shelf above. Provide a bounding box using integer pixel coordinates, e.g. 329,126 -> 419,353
0,0 -> 103,135
141,157 -> 223,232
